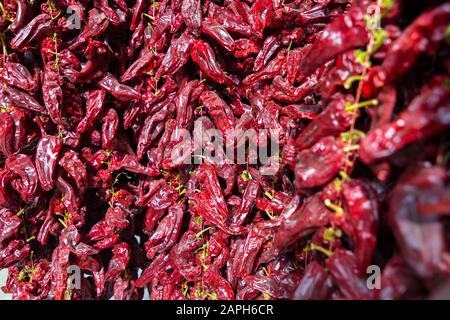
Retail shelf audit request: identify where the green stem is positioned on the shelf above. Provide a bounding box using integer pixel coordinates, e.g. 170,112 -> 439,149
324,199 -> 344,215
339,171 -> 351,182
241,170 -> 252,182
287,40 -> 293,52
143,13 -> 155,20
265,209 -> 275,220
0,2 -> 13,22
345,99 -> 378,113
310,243 -> 333,257
343,145 -> 360,153
0,32 -> 9,57
195,227 -> 212,240
264,190 -> 273,200
343,75 -> 364,89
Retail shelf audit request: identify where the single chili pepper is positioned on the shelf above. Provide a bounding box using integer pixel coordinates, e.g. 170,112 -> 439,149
171,231 -> 203,281
148,8 -> 174,45
231,179 -> 260,225
243,51 -> 286,86
5,153 -> 39,203
58,149 -> 88,194
201,18 -> 235,52
280,103 -> 321,121
190,164 -> 245,235
295,136 -> 345,189
56,175 -> 81,215
209,3 -> 252,37
202,267 -> 235,300
295,95 -> 354,150
319,50 -> 363,100
126,18 -> 145,59
69,8 -> 109,51
268,194 -> 331,258
360,86 -> 450,164
74,39 -> 113,83
155,30 -> 195,79
199,90 -> 236,137
35,135 -> 63,191
9,0 -> 27,33
10,14 -> 52,51
236,224 -> 272,278
371,3 -> 450,89
76,89 -> 107,133
143,182 -> 179,233
98,72 -> 141,101
110,154 -> 160,177
144,202 -> 184,259
271,73 -> 319,103
299,8 -> 369,78
42,67 -> 65,125
175,79 -> 202,129
251,0 -> 274,39
120,47 -> 156,82
254,35 -> 281,73
191,40 -> 234,86
0,61 -> 37,92
50,244 -> 70,300
181,0 -> 202,34
101,108 -> 119,150
93,0 -> 125,25
105,242 -> 130,282
137,103 -> 173,159
130,0 -> 148,30
1,85 -> 46,114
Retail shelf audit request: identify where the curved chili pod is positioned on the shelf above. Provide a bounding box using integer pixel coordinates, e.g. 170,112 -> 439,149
35,135 -> 63,191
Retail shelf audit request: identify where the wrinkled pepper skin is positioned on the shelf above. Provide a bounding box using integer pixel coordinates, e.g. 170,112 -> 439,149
35,136 -> 63,191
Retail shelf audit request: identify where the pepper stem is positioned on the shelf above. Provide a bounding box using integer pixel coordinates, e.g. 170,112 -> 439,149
324,199 -> 344,215
343,75 -> 364,89
195,226 -> 212,240
0,32 -> 9,57
345,99 -> 378,113
0,2 -> 12,22
310,243 -> 333,257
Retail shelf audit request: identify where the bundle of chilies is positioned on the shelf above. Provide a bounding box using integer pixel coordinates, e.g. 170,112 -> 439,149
0,0 -> 449,300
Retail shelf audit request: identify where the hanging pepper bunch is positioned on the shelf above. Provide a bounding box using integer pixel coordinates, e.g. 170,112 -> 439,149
0,0 -> 449,300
